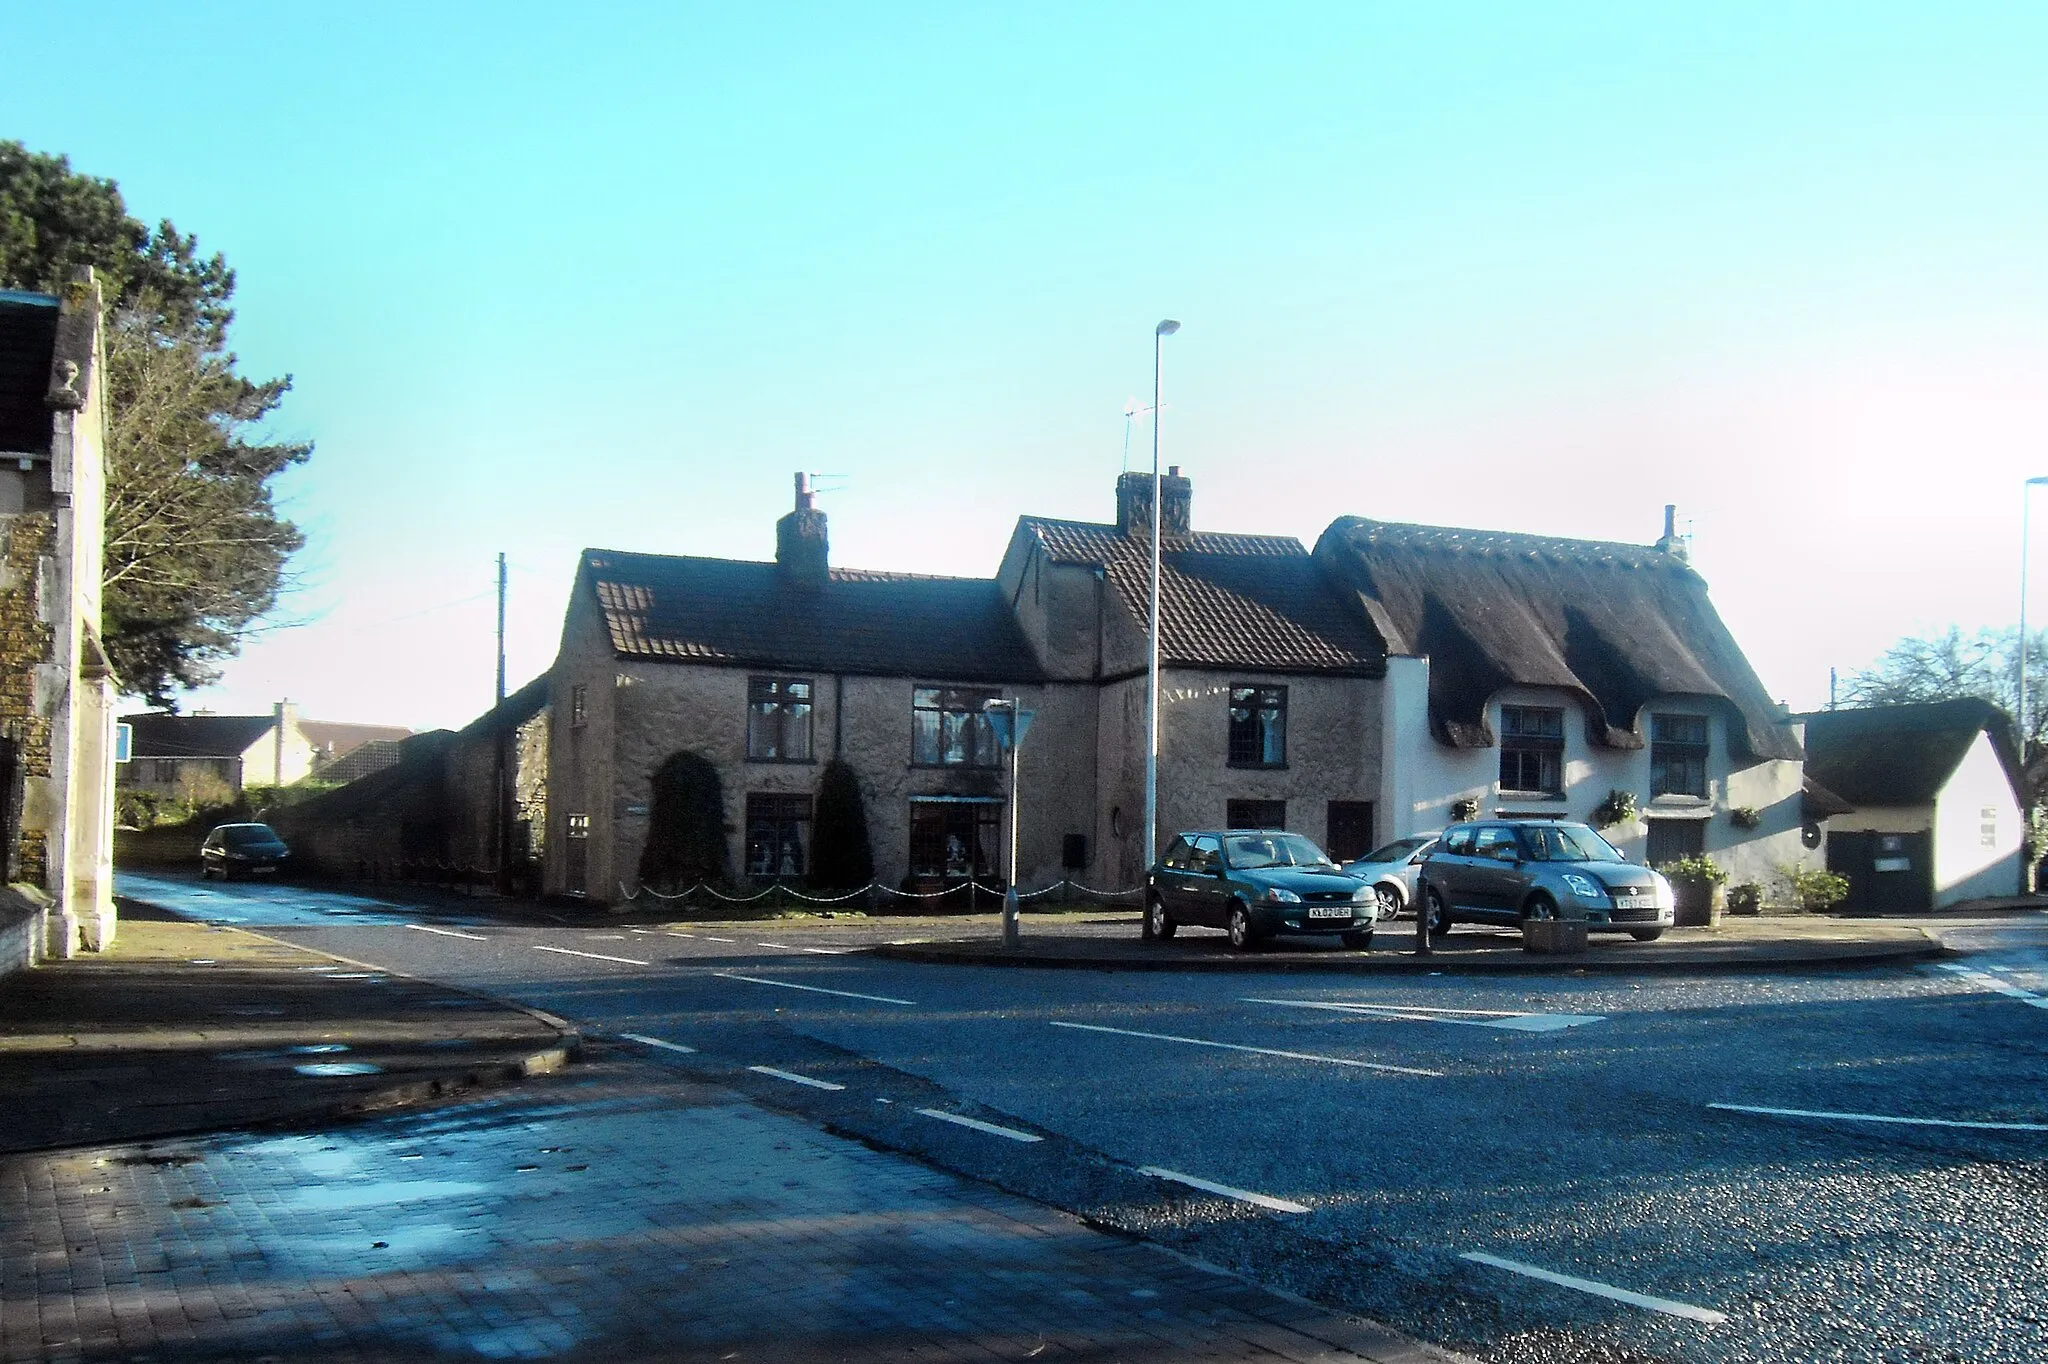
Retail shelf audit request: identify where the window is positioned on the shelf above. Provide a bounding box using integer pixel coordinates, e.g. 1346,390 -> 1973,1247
570,684 -> 588,728
1646,818 -> 1705,866
746,677 -> 814,762
745,793 -> 813,878
1473,825 -> 1523,862
1499,705 -> 1564,794
564,813 -> 589,895
908,801 -> 1001,880
1228,685 -> 1287,766
1650,713 -> 1708,798
1226,798 -> 1286,829
912,686 -> 1000,767
1442,827 -> 1475,855
1159,835 -> 1194,871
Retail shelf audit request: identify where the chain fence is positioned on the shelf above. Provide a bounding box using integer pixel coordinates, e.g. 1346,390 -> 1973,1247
615,877 -> 1144,907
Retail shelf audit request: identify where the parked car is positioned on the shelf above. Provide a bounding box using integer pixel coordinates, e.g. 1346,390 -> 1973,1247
200,823 -> 291,881
1146,829 -> 1376,950
1340,832 -> 1441,920
1416,819 -> 1672,941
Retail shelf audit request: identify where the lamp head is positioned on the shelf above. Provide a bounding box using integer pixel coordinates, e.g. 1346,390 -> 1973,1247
1155,319 -> 1180,337
2029,475 -> 2048,486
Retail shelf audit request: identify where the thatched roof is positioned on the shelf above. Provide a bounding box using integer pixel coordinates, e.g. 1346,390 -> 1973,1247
1312,517 -> 1800,762
1802,698 -> 2022,807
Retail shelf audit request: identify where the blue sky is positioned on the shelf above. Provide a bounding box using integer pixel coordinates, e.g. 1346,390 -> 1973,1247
8,4 -> 2046,730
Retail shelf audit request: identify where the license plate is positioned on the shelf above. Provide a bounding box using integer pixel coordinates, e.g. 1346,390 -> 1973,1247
1612,894 -> 1655,910
1306,906 -> 1352,919
251,865 -> 278,875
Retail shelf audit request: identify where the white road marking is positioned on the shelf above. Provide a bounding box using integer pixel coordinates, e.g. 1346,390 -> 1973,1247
714,973 -> 915,1006
620,1032 -> 698,1055
533,944 -> 651,966
915,1109 -> 1044,1142
1710,1102 -> 2048,1133
1939,962 -> 2048,1010
665,931 -> 696,938
800,946 -> 849,955
748,1065 -> 846,1091
1245,997 -> 1605,1033
756,941 -> 797,950
705,936 -> 739,944
1460,1252 -> 1728,1324
1137,1166 -> 1309,1214
406,924 -> 487,941
1049,1020 -> 1440,1076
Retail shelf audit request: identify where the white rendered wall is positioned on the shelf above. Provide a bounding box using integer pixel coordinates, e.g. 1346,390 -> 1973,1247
1931,731 -> 2023,906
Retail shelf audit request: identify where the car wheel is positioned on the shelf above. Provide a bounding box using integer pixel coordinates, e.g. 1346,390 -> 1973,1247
1630,928 -> 1665,942
1227,902 -> 1259,952
1144,895 -> 1177,941
1521,894 -> 1557,923
1423,886 -> 1452,940
1342,929 -> 1374,950
1374,884 -> 1402,920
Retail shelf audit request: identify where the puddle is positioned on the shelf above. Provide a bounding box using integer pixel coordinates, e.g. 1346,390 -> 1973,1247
294,1061 -> 384,1077
284,1179 -> 488,1212
289,1044 -> 351,1055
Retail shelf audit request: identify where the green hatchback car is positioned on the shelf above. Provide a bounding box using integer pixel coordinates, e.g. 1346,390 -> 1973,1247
1145,829 -> 1376,951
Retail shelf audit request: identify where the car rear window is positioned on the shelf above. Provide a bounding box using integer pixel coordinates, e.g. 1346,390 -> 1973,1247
222,825 -> 282,848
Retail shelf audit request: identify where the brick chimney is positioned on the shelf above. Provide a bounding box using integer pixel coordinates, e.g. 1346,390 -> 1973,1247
776,472 -> 829,586
1115,465 -> 1192,539
1654,503 -> 1690,564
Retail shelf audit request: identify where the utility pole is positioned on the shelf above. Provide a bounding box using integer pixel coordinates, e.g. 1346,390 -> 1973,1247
493,552 -> 509,890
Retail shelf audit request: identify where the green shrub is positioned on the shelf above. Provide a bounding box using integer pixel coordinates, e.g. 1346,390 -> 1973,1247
1592,789 -> 1638,827
1727,881 -> 1765,914
637,751 -> 729,891
1778,865 -> 1850,913
1450,797 -> 1480,823
808,758 -> 874,890
1658,853 -> 1729,885
1729,806 -> 1762,830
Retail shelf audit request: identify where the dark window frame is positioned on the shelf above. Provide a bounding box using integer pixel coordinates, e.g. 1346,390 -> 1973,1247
1227,684 -> 1288,768
1650,713 -> 1709,798
1499,705 -> 1564,795
746,676 -> 815,763
744,792 -> 813,878
911,685 -> 1002,769
1226,798 -> 1287,830
907,801 -> 1002,880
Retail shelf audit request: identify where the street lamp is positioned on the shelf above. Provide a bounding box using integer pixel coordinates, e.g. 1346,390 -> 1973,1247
1143,319 -> 1180,883
2021,476 -> 2048,753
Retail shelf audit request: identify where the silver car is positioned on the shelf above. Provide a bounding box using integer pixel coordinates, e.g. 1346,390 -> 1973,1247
1417,820 -> 1674,942
1340,833 -> 1440,920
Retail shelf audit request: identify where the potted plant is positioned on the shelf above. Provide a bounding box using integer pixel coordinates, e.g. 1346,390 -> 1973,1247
1521,896 -> 1590,955
1659,852 -> 1728,927
1729,806 -> 1762,831
1592,789 -> 1638,829
1450,797 -> 1481,823
1727,881 -> 1764,916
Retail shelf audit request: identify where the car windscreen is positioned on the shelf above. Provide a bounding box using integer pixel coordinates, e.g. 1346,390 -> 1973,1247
1520,823 -> 1624,863
222,825 -> 283,848
1223,833 -> 1335,870
1359,836 -> 1431,864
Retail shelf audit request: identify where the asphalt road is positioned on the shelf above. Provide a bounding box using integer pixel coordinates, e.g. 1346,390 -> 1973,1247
119,871 -> 2048,1364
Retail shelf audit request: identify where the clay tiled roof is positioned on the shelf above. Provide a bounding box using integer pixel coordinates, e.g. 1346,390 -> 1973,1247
582,550 -> 1043,683
1802,699 -> 2022,807
121,712 -> 276,759
1020,518 -> 1385,676
1313,517 -> 1801,762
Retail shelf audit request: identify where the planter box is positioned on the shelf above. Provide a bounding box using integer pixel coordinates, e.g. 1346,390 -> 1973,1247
1671,880 -> 1726,928
1522,920 -> 1589,954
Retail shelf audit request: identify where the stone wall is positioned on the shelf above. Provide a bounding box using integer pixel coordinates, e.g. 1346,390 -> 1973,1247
0,514 -> 55,887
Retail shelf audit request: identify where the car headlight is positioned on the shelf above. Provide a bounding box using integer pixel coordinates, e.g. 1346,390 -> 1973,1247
1562,873 -> 1604,899
1266,887 -> 1301,903
1351,886 -> 1371,904
1651,871 -> 1675,907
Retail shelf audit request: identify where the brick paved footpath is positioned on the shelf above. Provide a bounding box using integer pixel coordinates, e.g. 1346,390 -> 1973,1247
1,1052 -> 1461,1363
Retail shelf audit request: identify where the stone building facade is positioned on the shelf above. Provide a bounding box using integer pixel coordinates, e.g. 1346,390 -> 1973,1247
0,277 -> 118,957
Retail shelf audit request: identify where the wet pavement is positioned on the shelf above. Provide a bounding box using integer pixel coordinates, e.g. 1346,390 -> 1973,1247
2,1051 -> 1458,1363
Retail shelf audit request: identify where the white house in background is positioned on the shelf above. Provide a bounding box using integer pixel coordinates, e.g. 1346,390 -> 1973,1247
1802,699 -> 2025,910
1311,508 -> 1820,886
118,702 -> 411,800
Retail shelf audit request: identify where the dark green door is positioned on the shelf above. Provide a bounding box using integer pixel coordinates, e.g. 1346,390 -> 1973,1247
1827,830 -> 1934,912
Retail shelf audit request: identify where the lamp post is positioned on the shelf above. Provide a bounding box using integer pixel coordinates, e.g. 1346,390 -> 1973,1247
2021,477 -> 2048,753
1143,319 -> 1180,882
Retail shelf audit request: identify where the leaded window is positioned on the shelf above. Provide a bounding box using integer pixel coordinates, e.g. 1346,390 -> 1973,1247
912,686 -> 1000,767
746,677 -> 814,762
1650,713 -> 1708,798
1228,685 -> 1287,767
1499,705 -> 1564,794
745,793 -> 813,878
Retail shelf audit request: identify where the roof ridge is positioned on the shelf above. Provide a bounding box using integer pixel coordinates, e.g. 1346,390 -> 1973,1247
583,547 -> 993,585
1331,516 -> 1675,563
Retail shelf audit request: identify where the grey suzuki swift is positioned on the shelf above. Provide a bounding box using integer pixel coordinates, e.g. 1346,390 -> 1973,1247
1417,819 -> 1674,942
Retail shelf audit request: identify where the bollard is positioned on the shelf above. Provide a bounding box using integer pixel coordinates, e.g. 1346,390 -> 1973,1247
1002,885 -> 1021,947
1415,894 -> 1432,957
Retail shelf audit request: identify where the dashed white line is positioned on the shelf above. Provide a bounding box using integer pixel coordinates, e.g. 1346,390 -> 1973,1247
1245,997 -> 1605,1033
756,941 -> 797,950
704,936 -> 739,944
748,1065 -> 846,1091
1940,962 -> 2048,1010
1710,1102 -> 2048,1133
665,931 -> 696,938
1048,1020 -> 1440,1076
1460,1252 -> 1728,1324
915,1109 -> 1043,1143
406,924 -> 487,941
620,1033 -> 698,1055
799,946 -> 849,955
715,973 -> 915,1006
1137,1166 -> 1309,1214
533,944 -> 651,966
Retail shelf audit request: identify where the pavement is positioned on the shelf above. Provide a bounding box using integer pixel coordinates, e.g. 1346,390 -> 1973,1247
873,911 -> 1954,973
1,892 -> 1466,1363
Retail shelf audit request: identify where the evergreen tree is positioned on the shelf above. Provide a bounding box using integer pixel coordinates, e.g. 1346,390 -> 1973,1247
638,752 -> 729,891
809,758 -> 874,890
